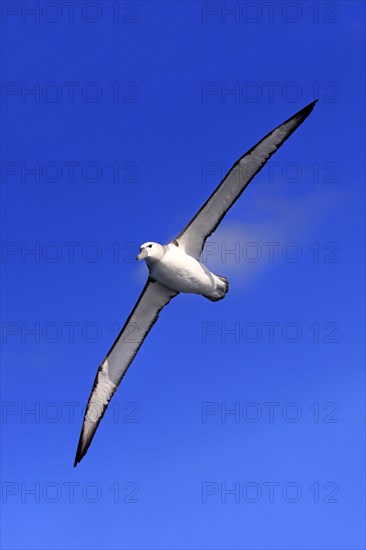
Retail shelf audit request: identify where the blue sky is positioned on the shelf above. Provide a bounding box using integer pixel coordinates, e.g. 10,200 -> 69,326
1,1 -> 365,549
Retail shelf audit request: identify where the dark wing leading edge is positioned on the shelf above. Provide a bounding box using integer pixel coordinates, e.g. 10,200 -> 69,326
174,100 -> 317,260
74,279 -> 178,466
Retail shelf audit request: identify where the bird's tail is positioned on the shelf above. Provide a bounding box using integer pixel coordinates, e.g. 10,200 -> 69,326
203,275 -> 229,302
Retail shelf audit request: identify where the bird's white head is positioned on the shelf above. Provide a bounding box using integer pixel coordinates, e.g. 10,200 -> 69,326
136,242 -> 165,263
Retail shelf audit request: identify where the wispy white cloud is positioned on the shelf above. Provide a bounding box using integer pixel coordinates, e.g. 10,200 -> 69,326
201,187 -> 343,286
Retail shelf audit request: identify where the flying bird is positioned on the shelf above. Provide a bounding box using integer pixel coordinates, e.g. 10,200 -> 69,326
74,100 -> 317,465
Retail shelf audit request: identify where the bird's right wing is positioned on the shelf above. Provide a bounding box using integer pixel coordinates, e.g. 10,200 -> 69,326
174,100 -> 317,259
74,278 -> 178,466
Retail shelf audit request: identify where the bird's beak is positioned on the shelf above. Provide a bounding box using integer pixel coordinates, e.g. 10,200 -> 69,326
136,248 -> 148,261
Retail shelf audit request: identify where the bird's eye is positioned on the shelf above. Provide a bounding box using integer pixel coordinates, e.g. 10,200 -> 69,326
148,245 -> 152,248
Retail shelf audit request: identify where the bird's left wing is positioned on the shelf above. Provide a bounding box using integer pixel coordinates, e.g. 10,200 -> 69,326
174,100 -> 317,259
74,278 -> 178,466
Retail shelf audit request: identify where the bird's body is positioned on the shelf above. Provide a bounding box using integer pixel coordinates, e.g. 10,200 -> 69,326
74,100 -> 318,466
144,242 -> 228,301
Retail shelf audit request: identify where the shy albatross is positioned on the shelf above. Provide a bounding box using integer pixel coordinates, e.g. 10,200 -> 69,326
74,100 -> 317,465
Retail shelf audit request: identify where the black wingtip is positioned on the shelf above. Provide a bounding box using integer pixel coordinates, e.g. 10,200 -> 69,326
306,99 -> 318,109
296,99 -> 318,119
73,446 -> 85,468
73,449 -> 81,467
73,448 -> 81,468
73,430 -> 88,467
278,99 -> 318,137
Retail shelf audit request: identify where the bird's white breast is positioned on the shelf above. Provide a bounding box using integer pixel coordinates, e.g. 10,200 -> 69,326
149,244 -> 216,294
